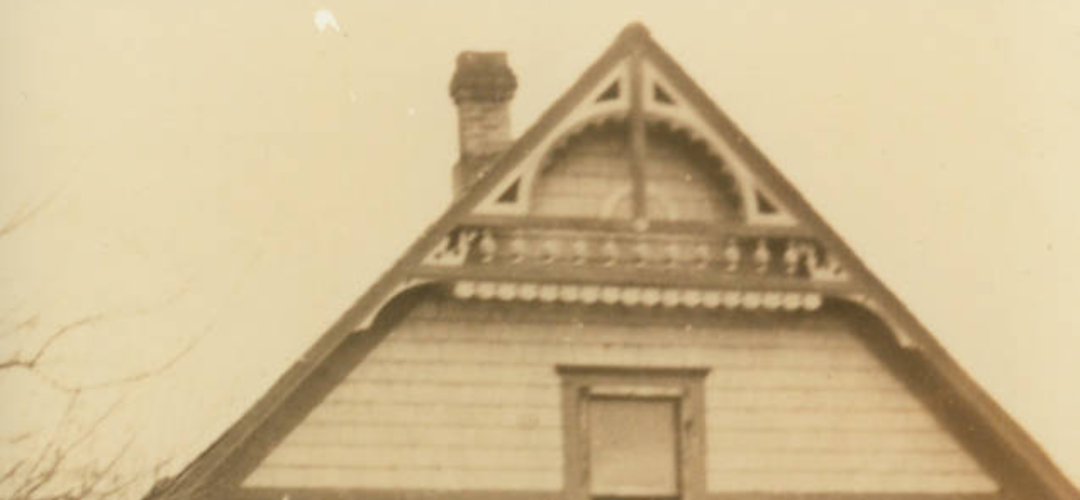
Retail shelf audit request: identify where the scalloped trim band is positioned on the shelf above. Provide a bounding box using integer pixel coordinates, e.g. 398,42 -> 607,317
451,280 -> 823,311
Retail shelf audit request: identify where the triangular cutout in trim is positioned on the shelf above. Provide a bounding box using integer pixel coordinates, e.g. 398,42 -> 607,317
654,83 -> 675,104
596,81 -> 621,102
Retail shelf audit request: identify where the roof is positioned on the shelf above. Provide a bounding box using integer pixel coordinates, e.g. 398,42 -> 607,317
147,22 -> 1080,500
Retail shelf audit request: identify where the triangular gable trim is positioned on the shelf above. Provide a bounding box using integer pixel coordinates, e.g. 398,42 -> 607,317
472,37 -> 799,226
151,23 -> 1079,500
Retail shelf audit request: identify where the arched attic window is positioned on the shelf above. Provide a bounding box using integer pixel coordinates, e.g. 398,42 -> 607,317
529,118 -> 741,222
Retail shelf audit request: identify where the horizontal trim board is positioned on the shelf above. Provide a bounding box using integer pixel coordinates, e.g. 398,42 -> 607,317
232,488 -> 1000,500
404,293 -> 855,328
233,488 -> 559,500
556,364 -> 710,377
458,215 -> 816,238
410,265 -> 855,294
706,494 -> 1000,500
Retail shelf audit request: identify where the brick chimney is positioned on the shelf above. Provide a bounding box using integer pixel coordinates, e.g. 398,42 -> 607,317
449,51 -> 517,197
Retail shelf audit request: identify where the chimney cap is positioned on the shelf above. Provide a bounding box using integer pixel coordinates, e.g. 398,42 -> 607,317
450,51 -> 518,104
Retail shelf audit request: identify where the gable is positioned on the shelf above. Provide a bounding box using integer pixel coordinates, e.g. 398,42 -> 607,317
149,23 -> 1080,500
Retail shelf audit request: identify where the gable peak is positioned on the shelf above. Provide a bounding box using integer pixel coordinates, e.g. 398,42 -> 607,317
617,21 -> 652,44
464,26 -> 796,226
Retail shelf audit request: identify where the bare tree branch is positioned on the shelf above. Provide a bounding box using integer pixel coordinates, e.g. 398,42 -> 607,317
0,296 -> 198,500
1,276 -> 200,392
0,195 -> 220,500
0,192 -> 59,239
1,390 -> 148,500
6,398 -> 80,500
0,315 -> 104,373
51,333 -> 202,394
0,313 -> 39,341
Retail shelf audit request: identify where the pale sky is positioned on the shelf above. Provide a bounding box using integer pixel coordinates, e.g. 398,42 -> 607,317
2,1 -> 1079,496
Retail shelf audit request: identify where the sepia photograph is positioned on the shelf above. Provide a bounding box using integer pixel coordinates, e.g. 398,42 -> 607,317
2,2 -> 1079,500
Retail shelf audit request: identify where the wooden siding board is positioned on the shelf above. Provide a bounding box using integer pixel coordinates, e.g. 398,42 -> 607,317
243,297 -> 997,495
301,402 -> 560,426
233,489 -> 1001,500
708,427 -> 969,451
246,468 -> 559,491
707,451 -> 983,474
707,472 -> 998,494
704,406 -> 941,430
233,489 -> 561,500
280,425 -> 561,449
257,447 -> 562,470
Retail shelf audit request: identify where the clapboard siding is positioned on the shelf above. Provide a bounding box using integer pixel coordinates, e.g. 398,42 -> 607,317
326,380 -> 559,404
709,448 -> 981,472
247,468 -> 557,490
709,426 -> 973,451
704,407 -> 940,430
244,297 -> 996,494
278,427 -> 565,449
708,472 -> 997,494
259,446 -> 562,470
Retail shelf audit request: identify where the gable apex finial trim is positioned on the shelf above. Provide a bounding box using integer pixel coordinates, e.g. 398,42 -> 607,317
617,22 -> 652,43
